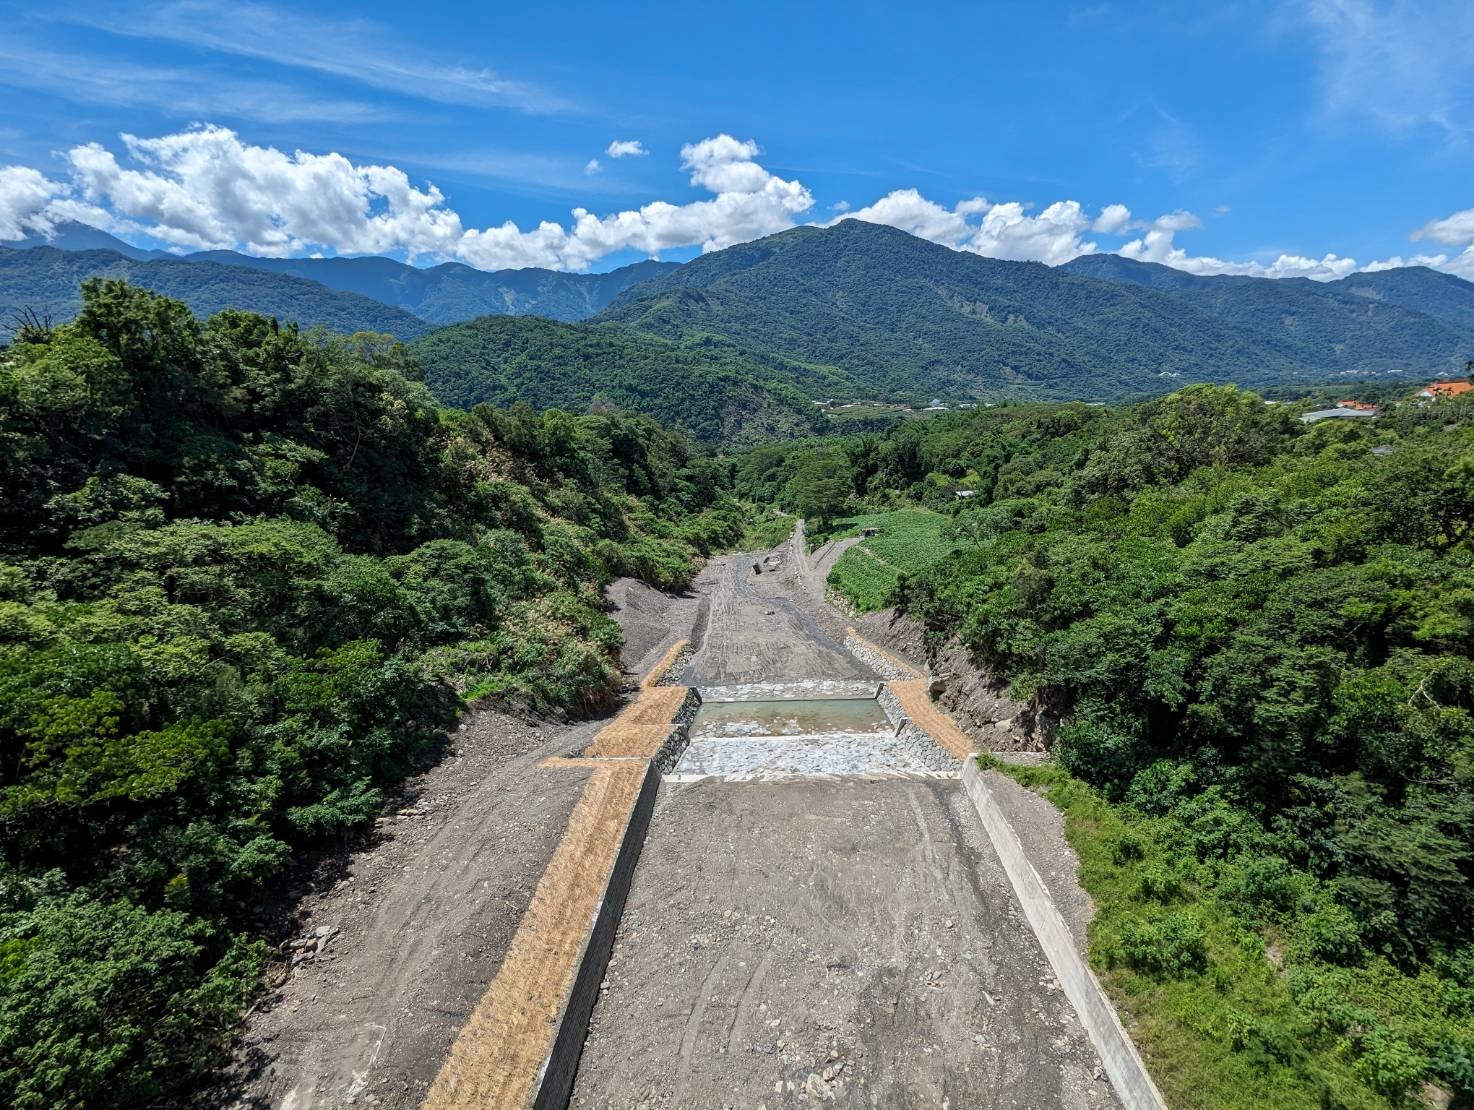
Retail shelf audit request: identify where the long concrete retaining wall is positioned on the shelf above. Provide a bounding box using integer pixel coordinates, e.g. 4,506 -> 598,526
960,757 -> 1166,1110
423,642 -> 693,1110
533,761 -> 659,1109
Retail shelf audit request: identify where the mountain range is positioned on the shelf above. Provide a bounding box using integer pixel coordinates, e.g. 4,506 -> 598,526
4,220 -> 676,329
598,220 -> 1474,399
5,218 -> 1474,442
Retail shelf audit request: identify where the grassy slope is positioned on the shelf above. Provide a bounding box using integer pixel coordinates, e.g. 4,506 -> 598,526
984,757 -> 1462,1109
821,508 -> 958,611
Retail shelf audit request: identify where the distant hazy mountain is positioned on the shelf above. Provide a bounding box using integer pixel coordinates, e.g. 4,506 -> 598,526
180,251 -> 679,324
409,314 -> 823,447
6,220 -> 171,261
2,220 -> 679,326
600,220 -> 1474,400
0,247 -> 432,340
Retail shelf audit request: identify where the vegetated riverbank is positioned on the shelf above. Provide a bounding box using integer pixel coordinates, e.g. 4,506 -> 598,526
729,386 -> 1474,1106
0,280 -> 759,1108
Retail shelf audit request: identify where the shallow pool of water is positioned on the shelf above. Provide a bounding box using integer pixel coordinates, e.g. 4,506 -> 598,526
691,697 -> 891,738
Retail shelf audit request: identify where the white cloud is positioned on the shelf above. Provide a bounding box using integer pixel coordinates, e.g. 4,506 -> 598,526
1414,206 -> 1474,247
1092,203 -> 1132,234
1295,0 -> 1474,134
972,201 -> 1098,265
0,166 -> 67,239
6,122 -> 1472,284
839,190 -> 1098,265
606,140 -> 648,159
1410,204 -> 1474,278
1119,210 -> 1360,279
584,159 -> 602,175
840,189 -> 977,245
26,125 -> 812,271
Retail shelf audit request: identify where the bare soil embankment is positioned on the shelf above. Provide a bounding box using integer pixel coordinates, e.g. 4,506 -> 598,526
853,607 -> 1053,753
225,714 -> 604,1109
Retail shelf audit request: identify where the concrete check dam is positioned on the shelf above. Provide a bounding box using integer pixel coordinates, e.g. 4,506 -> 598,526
234,526 -> 1163,1110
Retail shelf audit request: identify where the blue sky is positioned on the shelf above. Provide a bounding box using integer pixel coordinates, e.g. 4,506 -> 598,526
1,0 -> 1473,278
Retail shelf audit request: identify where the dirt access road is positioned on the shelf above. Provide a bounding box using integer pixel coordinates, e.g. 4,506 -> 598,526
228,529 -> 1117,1108
571,536 -> 1117,1107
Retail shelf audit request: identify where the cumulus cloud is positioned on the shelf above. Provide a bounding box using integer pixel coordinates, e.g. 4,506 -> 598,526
839,190 -> 1098,265
1092,203 -> 1133,235
1119,210 -> 1359,279
605,140 -> 647,159
5,122 -> 1471,283
1410,204 -> 1474,278
1414,206 -> 1474,247
0,166 -> 67,239
31,125 -> 812,271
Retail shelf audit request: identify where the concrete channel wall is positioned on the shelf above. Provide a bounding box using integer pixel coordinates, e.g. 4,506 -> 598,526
532,762 -> 661,1109
960,758 -> 1166,1110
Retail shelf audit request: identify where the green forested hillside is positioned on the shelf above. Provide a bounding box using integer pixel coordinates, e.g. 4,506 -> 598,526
736,390 -> 1474,1105
602,221 -> 1474,401
181,250 -> 677,324
410,313 -> 825,447
1065,253 -> 1474,371
0,280 -> 748,1108
0,247 -> 433,340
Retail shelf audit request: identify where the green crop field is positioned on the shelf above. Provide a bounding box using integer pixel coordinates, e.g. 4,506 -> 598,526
823,509 -> 958,611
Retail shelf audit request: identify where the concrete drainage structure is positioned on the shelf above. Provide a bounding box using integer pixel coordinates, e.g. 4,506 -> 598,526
668,680 -> 957,781
423,632 -> 1164,1110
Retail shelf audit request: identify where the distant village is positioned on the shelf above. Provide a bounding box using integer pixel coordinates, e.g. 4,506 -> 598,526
814,374 -> 1474,427
1299,377 -> 1472,423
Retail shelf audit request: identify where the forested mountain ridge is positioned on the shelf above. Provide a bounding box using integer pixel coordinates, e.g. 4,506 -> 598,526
601,220 -> 1474,400
1064,252 -> 1474,368
5,222 -> 678,326
409,313 -> 824,448
0,279 -> 751,1107
6,220 -> 170,260
179,250 -> 677,324
1,246 -> 434,340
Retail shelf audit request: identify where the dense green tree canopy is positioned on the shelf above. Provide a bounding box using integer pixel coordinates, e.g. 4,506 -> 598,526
733,385 -> 1474,1103
0,280 -> 747,1108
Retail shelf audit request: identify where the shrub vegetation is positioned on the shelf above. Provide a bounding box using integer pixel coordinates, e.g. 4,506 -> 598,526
736,385 -> 1474,1105
0,280 -> 745,1107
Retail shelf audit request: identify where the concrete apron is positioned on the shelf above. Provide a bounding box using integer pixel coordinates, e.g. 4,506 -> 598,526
666,676 -> 1164,1109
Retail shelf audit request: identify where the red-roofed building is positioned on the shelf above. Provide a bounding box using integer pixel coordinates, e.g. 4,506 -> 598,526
1417,380 -> 1474,400
1336,399 -> 1378,412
